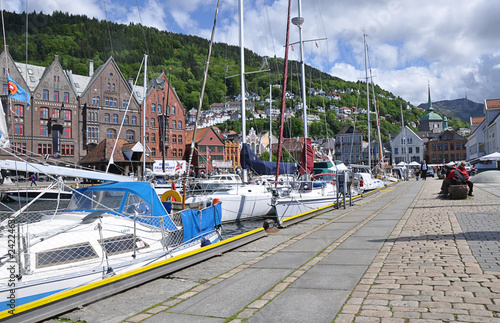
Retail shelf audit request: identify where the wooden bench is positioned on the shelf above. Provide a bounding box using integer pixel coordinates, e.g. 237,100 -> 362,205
448,185 -> 468,199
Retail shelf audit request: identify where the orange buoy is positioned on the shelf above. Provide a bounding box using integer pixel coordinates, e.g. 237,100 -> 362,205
213,198 -> 220,204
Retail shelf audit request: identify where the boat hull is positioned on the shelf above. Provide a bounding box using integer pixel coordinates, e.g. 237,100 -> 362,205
5,190 -> 72,202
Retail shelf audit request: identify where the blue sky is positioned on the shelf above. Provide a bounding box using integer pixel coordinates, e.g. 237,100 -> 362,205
7,0 -> 500,106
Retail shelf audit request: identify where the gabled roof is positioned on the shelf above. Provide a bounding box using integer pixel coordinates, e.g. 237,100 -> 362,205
337,124 -> 362,135
79,138 -> 153,164
428,130 -> 466,142
470,116 -> 485,126
185,126 -> 224,146
485,99 -> 500,110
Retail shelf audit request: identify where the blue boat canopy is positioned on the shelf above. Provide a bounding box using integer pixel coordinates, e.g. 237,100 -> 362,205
240,143 -> 296,175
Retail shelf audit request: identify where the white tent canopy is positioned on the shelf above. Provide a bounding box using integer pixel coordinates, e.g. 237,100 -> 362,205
479,152 -> 500,161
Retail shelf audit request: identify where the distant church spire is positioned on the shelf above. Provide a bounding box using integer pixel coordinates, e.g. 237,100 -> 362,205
427,82 -> 433,112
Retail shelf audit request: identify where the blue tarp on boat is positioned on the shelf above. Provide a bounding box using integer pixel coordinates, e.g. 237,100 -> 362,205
240,143 -> 296,175
181,202 -> 222,242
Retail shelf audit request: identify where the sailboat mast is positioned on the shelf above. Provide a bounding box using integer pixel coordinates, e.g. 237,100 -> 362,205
239,0 -> 248,182
269,84 -> 272,162
364,34 -> 371,168
142,54 -> 147,179
293,0 -> 309,179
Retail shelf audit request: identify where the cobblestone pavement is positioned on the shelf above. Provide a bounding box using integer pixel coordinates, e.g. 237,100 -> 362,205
336,179 -> 500,323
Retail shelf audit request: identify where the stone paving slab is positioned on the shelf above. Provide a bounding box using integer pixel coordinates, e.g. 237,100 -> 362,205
291,264 -> 369,290
142,312 -> 225,323
321,248 -> 378,266
250,251 -> 318,269
247,288 -> 350,323
168,268 -> 292,318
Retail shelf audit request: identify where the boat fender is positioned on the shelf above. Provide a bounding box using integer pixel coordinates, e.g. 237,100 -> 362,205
213,198 -> 220,204
160,190 -> 183,203
201,237 -> 211,247
360,179 -> 364,187
263,219 -> 274,230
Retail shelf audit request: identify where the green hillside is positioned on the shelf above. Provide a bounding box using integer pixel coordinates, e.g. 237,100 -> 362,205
3,10 -> 432,142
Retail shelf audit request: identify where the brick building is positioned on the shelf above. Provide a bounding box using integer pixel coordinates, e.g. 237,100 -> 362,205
426,130 -> 467,164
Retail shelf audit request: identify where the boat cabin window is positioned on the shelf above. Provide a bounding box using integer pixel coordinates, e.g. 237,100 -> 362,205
67,190 -> 126,211
100,234 -> 148,255
123,193 -> 151,216
36,242 -> 98,268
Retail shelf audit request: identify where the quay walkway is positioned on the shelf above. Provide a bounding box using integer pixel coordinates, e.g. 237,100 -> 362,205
52,178 -> 500,322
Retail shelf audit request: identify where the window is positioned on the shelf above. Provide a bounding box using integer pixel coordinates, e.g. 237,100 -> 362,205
43,89 -> 49,100
12,142 -> 27,155
52,109 -> 60,119
172,149 -> 177,157
105,98 -> 109,106
107,83 -> 110,91
112,83 -> 115,92
126,130 -> 134,141
145,132 -> 149,143
150,118 -> 155,128
409,147 -> 413,154
123,99 -> 129,108
438,143 -> 442,151
61,144 -> 74,156
151,133 -> 155,143
14,104 -> 24,117
450,142 -> 454,150
394,148 -> 398,155
178,135 -> 182,144
113,98 -> 117,107
178,149 -> 182,157
104,113 -> 110,123
151,148 -> 156,157
166,105 -> 170,115
14,124 -> 23,135
416,147 -> 420,153
64,92 -> 69,103
88,127 -> 98,138
96,96 -> 100,105
40,125 -> 48,137
62,110 -> 71,121
40,107 -> 49,119
178,121 -> 182,129
462,143 -> 466,150
172,134 -> 177,143
145,118 -> 149,127
158,105 -> 162,114
172,120 -> 176,129
62,127 -> 71,138
3,84 -> 8,95
444,143 -> 448,151
53,91 -> 59,101
124,115 -> 129,125
456,143 -> 460,150
151,104 -> 156,113
131,116 -> 137,125
431,143 -> 436,151
113,114 -> 118,123
171,106 -> 175,115
107,129 -> 117,138
37,143 -> 52,155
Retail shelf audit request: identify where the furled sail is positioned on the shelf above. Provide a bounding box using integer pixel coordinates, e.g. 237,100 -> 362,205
240,143 -> 295,175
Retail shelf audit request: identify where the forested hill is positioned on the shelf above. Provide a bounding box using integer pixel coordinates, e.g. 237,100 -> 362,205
2,10 -> 467,142
418,98 -> 483,123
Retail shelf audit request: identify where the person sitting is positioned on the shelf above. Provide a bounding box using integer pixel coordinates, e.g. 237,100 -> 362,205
439,161 -> 473,197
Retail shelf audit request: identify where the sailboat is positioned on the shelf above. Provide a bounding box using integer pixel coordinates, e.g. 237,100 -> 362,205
270,0 -> 340,226
183,0 -> 293,223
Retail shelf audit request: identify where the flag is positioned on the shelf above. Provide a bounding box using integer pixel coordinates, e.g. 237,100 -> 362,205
291,45 -> 294,51
175,161 -> 182,172
207,147 -> 211,161
7,75 -> 30,106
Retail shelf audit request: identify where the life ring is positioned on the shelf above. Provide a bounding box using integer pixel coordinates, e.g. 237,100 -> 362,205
160,190 -> 183,203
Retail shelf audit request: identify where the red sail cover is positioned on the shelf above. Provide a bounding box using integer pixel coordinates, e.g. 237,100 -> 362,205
300,138 -> 314,175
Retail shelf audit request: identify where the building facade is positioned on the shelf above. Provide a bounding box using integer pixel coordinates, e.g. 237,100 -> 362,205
426,130 -> 467,164
391,126 -> 424,164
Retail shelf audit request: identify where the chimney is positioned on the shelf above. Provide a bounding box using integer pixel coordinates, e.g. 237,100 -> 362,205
54,55 -> 59,62
89,60 -> 94,77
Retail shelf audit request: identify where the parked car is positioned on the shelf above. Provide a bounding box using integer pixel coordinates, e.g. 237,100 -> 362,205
426,166 -> 435,178
465,162 -> 476,176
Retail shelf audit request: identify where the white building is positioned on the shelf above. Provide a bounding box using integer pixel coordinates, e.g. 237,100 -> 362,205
391,126 -> 424,164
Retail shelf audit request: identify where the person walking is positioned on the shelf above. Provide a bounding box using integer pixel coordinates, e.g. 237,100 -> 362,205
420,160 -> 428,180
30,173 -> 37,186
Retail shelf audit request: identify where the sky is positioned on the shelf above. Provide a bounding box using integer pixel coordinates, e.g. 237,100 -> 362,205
6,0 -> 500,106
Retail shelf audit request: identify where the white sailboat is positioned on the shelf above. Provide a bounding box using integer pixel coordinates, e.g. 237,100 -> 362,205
271,0 -> 340,226
183,0 -> 277,223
